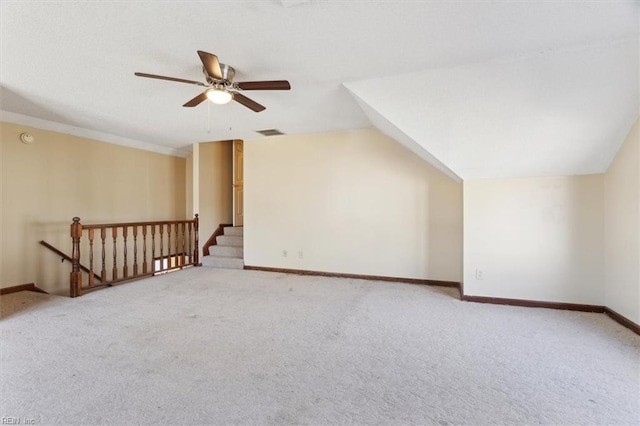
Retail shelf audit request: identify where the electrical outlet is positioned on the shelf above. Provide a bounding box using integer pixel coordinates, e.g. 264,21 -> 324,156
475,268 -> 484,280
282,250 -> 287,258
298,251 -> 303,259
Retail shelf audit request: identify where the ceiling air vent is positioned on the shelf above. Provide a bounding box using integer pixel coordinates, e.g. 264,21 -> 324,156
256,128 -> 285,137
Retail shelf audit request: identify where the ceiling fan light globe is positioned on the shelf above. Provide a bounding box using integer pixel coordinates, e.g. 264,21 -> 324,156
206,88 -> 233,105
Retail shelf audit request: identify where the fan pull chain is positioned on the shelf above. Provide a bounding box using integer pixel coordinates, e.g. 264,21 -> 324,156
207,100 -> 211,133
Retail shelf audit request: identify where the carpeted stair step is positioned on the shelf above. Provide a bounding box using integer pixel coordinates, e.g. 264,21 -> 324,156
216,235 -> 243,247
208,245 -> 243,258
224,226 -> 243,236
201,256 -> 244,270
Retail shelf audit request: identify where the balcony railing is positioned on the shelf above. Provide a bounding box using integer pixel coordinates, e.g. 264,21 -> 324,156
68,215 -> 201,297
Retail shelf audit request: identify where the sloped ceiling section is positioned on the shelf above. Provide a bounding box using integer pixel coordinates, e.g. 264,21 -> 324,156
345,37 -> 639,180
347,91 -> 462,182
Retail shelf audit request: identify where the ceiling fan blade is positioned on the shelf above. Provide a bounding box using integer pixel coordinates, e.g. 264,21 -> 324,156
236,80 -> 291,91
183,92 -> 208,107
134,72 -> 205,86
233,92 -> 266,112
197,50 -> 223,80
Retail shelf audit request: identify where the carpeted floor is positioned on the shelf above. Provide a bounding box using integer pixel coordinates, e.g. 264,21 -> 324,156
1,267 -> 639,425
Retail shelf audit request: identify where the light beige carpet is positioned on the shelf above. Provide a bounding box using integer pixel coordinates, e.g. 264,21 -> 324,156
1,267 -> 639,425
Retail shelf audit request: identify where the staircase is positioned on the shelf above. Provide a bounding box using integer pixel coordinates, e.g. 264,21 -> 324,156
201,226 -> 244,270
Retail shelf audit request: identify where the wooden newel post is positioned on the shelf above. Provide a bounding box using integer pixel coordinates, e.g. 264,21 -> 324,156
70,217 -> 83,297
193,214 -> 201,266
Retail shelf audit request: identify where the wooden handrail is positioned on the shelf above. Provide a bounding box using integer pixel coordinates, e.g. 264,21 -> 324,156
202,223 -> 232,256
39,240 -> 103,284
69,215 -> 201,297
81,219 -> 198,229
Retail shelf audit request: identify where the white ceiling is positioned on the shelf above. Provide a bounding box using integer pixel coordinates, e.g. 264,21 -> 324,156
1,1 -> 638,179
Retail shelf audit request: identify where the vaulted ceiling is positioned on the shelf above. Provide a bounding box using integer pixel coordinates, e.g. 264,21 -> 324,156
1,1 -> 638,180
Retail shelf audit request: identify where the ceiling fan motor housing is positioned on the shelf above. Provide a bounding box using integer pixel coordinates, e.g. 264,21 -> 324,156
205,64 -> 236,85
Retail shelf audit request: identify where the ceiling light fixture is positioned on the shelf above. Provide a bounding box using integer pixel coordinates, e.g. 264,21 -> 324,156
206,87 -> 233,105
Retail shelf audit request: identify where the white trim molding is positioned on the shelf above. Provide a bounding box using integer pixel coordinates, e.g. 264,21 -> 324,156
0,110 -> 191,158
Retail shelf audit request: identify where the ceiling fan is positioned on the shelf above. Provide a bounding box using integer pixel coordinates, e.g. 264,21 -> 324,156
134,51 -> 291,112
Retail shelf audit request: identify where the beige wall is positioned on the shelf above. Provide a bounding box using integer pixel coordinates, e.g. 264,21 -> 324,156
463,175 -> 604,304
1,122 -> 186,295
195,141 -> 233,250
244,128 -> 463,282
0,127 -> 4,287
604,118 -> 640,324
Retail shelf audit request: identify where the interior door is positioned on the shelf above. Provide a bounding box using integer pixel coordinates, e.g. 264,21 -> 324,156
233,140 -> 244,226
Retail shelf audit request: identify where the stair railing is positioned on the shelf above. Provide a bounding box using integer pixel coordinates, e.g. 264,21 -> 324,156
40,240 -> 103,284
69,215 -> 201,297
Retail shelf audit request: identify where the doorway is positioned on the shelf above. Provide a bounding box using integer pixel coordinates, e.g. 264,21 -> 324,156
233,140 -> 244,226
